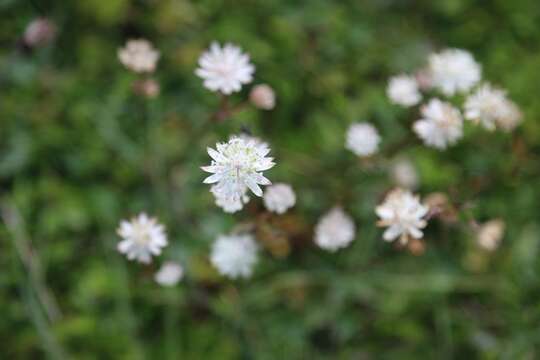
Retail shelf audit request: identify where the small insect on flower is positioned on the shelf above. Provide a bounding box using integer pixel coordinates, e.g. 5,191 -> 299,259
376,188 -> 429,245
263,183 -> 296,214
117,213 -> 168,264
314,207 -> 356,252
118,39 -> 160,73
155,261 -> 184,286
428,48 -> 481,96
202,137 -> 275,207
387,74 -> 422,107
345,122 -> 381,157
413,98 -> 463,150
210,234 -> 258,279
195,42 -> 255,95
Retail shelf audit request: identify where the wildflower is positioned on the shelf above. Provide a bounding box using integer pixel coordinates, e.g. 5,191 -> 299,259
210,234 -> 258,279
390,158 -> 419,189
195,42 -> 255,94
23,18 -> 57,47
117,213 -> 167,263
464,83 -> 511,131
211,184 -> 249,213
263,183 -> 296,214
250,84 -> 276,110
118,39 -> 160,73
155,262 -> 184,286
428,48 -> 481,96
345,122 -> 381,157
495,99 -> 522,132
387,74 -> 422,107
314,207 -> 356,252
376,188 -> 429,245
413,98 -> 463,149
476,219 -> 505,251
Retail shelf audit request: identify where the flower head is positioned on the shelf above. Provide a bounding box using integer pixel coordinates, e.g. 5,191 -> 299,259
496,98 -> 522,132
23,18 -> 57,47
210,234 -> 258,279
428,48 -> 481,96
195,42 -> 255,94
202,137 -> 275,205
263,183 -> 296,214
345,122 -> 381,157
118,39 -> 160,73
314,207 -> 356,252
387,74 -> 422,107
391,158 -> 419,189
413,98 -> 463,149
250,84 -> 276,110
117,213 -> 167,263
464,83 -> 511,131
476,219 -> 505,251
211,184 -> 249,213
376,188 -> 429,245
155,262 -> 184,286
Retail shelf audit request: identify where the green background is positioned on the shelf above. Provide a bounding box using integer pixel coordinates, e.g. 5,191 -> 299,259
1,0 -> 540,358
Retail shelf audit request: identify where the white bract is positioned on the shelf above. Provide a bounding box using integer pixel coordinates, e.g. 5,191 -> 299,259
387,74 -> 422,107
345,122 -> 381,157
263,183 -> 296,214
202,137 -> 275,206
413,98 -> 463,149
155,261 -> 184,286
117,213 -> 167,264
118,39 -> 160,73
211,184 -> 249,213
429,48 -> 481,96
376,188 -> 429,245
195,42 -> 255,94
314,207 -> 356,252
210,234 -> 258,279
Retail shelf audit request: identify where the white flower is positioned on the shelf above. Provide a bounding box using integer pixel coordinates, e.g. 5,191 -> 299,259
345,122 -> 381,157
210,234 -> 258,279
116,213 -> 167,263
376,188 -> 429,245
211,184 -> 249,213
496,98 -> 522,132
464,83 -> 512,131
391,158 -> 419,189
263,183 -> 296,214
118,39 -> 160,73
195,42 -> 255,95
314,207 -> 356,252
155,262 -> 184,286
202,137 -> 275,204
476,219 -> 505,251
387,74 -> 422,107
428,48 -> 481,96
413,98 -> 463,149
250,84 -> 276,110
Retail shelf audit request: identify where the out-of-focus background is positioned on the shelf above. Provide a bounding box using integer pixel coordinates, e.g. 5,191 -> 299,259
1,0 -> 540,358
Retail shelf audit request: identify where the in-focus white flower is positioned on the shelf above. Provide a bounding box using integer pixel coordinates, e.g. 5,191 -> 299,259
211,184 -> 249,213
376,188 -> 429,245
464,83 -> 512,131
250,84 -> 276,110
263,183 -> 296,214
391,158 -> 419,189
413,98 -> 463,149
345,122 -> 381,157
496,98 -> 522,132
210,234 -> 258,279
118,39 -> 160,73
195,42 -> 255,95
202,137 -> 275,205
387,74 -> 422,107
428,48 -> 481,96
314,207 -> 356,252
476,219 -> 505,251
117,213 -> 167,263
155,261 -> 184,286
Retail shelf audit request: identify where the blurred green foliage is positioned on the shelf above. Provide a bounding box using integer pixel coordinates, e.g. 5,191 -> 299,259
1,0 -> 540,358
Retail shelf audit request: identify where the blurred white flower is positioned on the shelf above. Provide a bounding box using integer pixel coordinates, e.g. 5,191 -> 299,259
495,98 -> 522,132
464,83 -> 511,131
413,98 -> 463,149
391,158 -> 419,189
250,84 -> 276,110
117,213 -> 167,264
23,18 -> 57,47
202,137 -> 275,204
387,74 -> 422,107
376,188 -> 429,245
195,42 -> 255,95
118,39 -> 160,73
133,78 -> 160,99
314,207 -> 356,252
210,234 -> 258,279
211,184 -> 249,213
476,219 -> 505,251
155,261 -> 184,286
263,183 -> 296,214
345,122 -> 381,157
428,48 -> 481,96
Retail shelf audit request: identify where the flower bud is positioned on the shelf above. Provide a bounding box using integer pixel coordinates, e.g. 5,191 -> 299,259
249,84 -> 275,110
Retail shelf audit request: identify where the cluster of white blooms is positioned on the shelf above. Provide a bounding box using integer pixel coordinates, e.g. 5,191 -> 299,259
376,189 -> 429,244
413,99 -> 463,149
116,213 -> 168,263
155,261 -> 184,286
345,122 -> 381,157
428,48 -> 481,96
263,183 -> 296,214
195,42 -> 255,95
118,39 -> 160,73
387,74 -> 422,107
314,207 -> 356,252
210,234 -> 258,279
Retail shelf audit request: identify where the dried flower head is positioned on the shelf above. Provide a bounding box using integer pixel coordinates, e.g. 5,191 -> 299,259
117,213 -> 167,263
314,207 -> 356,252
210,234 -> 258,279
